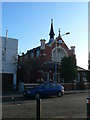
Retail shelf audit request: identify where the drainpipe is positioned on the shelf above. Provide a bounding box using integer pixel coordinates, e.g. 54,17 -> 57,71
5,30 -> 8,51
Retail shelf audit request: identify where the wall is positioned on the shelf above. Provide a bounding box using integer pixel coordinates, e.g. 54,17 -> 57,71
0,36 -> 18,90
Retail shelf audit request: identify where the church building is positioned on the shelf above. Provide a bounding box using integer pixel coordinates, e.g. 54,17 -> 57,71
18,19 -> 76,84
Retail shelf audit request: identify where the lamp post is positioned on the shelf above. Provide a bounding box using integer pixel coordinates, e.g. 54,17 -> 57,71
61,32 -> 70,36
54,31 -> 70,82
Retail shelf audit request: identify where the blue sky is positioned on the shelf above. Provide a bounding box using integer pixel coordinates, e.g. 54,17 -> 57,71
2,2 -> 88,69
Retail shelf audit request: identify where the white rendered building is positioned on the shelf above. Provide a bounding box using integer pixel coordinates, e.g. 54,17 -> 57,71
0,33 -> 18,90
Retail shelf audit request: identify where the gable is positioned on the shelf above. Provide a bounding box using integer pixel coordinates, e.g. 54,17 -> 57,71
77,66 -> 87,71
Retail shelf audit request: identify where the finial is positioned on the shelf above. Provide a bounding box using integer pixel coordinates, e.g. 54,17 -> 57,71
58,28 -> 61,37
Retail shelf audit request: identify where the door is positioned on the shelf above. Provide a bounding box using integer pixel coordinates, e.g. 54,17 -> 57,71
49,83 -> 57,96
2,73 -> 13,90
43,72 -> 49,81
41,83 -> 50,96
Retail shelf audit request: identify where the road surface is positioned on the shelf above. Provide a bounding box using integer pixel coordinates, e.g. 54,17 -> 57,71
2,92 -> 88,119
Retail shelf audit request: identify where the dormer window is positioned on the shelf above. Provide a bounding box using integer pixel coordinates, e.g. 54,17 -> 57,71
36,50 -> 40,57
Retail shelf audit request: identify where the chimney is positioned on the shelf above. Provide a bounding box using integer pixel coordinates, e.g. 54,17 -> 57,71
40,39 -> 46,50
71,46 -> 75,55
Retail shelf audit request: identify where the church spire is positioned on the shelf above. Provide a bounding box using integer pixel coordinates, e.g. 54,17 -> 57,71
49,19 -> 55,39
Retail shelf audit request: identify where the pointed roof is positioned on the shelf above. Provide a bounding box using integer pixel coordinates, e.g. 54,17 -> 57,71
49,19 -> 55,39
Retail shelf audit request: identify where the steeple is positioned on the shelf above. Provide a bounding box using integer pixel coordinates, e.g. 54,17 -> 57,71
49,19 -> 55,39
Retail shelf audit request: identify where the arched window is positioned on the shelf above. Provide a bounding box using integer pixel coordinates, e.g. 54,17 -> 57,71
52,47 -> 68,62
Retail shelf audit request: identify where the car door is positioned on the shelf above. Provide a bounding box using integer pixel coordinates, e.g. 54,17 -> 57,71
41,83 -> 50,96
49,83 -> 57,96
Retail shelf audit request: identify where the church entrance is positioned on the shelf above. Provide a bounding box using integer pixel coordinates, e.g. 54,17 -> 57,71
43,72 -> 49,81
53,73 -> 61,82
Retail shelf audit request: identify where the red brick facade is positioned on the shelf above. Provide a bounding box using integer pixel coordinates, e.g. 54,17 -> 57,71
40,37 -> 74,63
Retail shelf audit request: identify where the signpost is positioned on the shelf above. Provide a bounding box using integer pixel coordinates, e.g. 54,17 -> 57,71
36,98 -> 41,120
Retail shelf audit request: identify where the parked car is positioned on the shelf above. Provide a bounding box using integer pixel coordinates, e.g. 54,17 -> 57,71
23,82 -> 64,99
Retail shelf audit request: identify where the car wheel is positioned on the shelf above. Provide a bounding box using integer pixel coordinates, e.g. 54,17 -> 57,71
57,91 -> 62,97
35,93 -> 40,99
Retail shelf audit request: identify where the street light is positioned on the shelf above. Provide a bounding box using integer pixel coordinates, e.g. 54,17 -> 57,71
61,32 -> 70,36
54,31 -> 70,82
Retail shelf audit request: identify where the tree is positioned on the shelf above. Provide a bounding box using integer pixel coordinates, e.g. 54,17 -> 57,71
29,58 -> 41,83
18,55 -> 42,83
60,56 -> 77,83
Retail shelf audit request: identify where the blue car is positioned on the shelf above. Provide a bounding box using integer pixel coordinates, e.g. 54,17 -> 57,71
23,82 -> 64,99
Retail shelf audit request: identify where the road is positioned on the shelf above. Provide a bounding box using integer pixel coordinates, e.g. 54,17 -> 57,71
2,92 -> 88,119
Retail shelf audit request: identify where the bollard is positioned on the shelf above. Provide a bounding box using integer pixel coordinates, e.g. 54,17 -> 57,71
36,98 -> 41,120
87,98 -> 90,120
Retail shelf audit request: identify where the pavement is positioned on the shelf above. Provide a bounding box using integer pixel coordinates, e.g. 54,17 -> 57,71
1,89 -> 89,102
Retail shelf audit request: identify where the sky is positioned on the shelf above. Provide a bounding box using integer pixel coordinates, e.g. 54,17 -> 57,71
1,2 -> 88,69
89,1 -> 90,60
